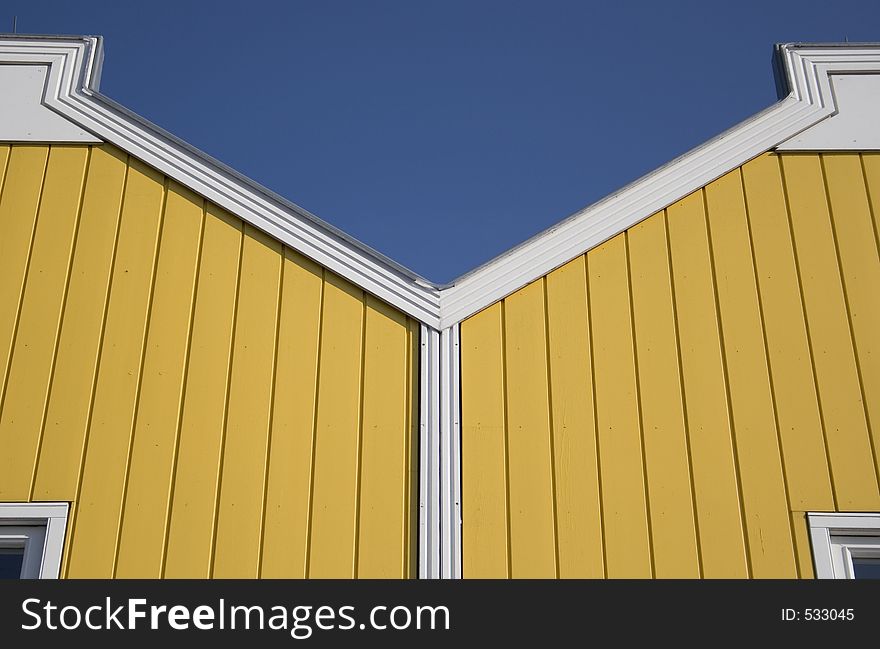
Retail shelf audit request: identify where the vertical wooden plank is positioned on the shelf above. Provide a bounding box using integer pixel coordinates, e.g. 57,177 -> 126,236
0,145 -> 9,190
588,235 -> 652,578
357,297 -> 410,577
705,169 -> 796,578
504,280 -> 557,577
862,152 -> 880,476
861,154 -> 880,252
781,154 -> 880,510
66,159 -> 165,577
0,146 -> 89,500
32,146 -> 127,501
0,146 -> 49,403
823,154 -> 880,482
667,190 -> 749,578
628,214 -> 700,578
741,155 -> 834,511
260,250 -> 323,578
460,303 -> 509,578
790,512 -> 815,579
164,206 -> 242,577
545,256 -> 604,578
212,226 -> 281,578
307,275 -> 364,577
115,183 -> 204,577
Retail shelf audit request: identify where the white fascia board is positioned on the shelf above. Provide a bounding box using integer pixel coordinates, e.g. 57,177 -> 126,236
0,36 -> 441,328
7,37 -> 879,330
438,43 -> 880,328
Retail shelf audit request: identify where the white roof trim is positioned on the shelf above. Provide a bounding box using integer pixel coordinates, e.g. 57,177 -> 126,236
777,71 -> 880,150
0,36 -> 441,328
3,38 -> 880,329
0,63 -> 100,142
438,43 -> 880,328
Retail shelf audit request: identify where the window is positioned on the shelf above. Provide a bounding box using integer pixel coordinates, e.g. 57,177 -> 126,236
0,547 -> 25,578
808,513 -> 880,579
0,503 -> 69,579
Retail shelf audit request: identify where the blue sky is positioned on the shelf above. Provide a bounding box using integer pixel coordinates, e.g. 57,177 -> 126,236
6,1 -> 880,282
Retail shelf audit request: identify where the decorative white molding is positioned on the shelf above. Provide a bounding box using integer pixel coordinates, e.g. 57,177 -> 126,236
807,512 -> 880,579
0,502 -> 69,579
438,43 -> 880,328
4,36 -> 879,330
0,36 -> 441,328
778,73 -> 880,150
0,63 -> 100,141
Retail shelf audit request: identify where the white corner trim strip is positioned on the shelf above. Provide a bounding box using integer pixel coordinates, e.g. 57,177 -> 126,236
419,325 -> 441,579
0,502 -> 69,579
439,325 -> 462,579
0,37 -> 441,328
421,324 -> 463,580
438,44 -> 880,328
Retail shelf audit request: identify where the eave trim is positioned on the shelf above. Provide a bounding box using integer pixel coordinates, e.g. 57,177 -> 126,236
438,43 -> 880,328
0,35 -> 441,328
3,37 -> 879,331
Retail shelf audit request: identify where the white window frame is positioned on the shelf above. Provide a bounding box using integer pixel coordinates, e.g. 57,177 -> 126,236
807,512 -> 880,579
0,503 -> 69,579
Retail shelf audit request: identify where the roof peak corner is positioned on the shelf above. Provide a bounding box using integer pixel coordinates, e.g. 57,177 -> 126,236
0,32 -> 442,326
439,40 -> 880,327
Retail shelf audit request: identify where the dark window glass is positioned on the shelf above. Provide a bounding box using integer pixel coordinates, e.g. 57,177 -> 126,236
0,548 -> 24,579
852,557 -> 880,579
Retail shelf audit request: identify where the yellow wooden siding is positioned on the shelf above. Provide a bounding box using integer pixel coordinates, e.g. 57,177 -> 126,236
0,146 -> 89,500
545,257 -> 603,578
504,280 -> 558,577
666,191 -> 748,577
461,151 -> 880,578
589,237 -> 652,578
460,303 -> 510,578
628,215 -> 700,578
0,143 -> 417,579
781,155 -> 879,510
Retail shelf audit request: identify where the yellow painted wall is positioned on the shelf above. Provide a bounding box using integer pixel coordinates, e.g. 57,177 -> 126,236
461,152 -> 880,578
0,143 -> 418,578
